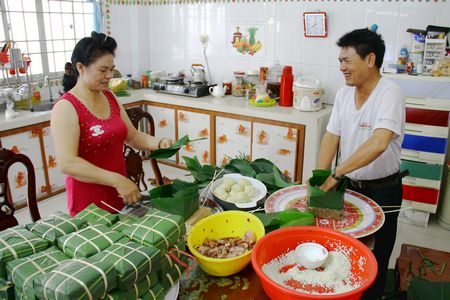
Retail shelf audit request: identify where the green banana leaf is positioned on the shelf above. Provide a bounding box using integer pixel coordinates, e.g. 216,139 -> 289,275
149,135 -> 206,159
255,209 -> 314,233
149,180 -> 199,220
182,156 -> 222,187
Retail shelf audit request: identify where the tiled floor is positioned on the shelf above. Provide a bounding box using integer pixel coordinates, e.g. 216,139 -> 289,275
15,164 -> 450,269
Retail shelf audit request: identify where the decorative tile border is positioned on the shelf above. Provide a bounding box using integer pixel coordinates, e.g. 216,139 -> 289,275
102,0 -> 446,5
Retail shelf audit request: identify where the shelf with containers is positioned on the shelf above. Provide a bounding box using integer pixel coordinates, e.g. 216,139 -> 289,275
384,73 -> 450,226
422,37 -> 447,74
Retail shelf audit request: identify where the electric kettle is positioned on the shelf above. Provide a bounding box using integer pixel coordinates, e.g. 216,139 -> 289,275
191,64 -> 206,82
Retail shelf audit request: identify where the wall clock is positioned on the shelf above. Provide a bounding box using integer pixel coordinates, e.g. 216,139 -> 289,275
303,12 -> 327,38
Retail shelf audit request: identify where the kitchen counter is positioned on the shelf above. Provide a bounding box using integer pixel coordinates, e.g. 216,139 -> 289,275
1,89 -> 332,131
0,89 -> 332,181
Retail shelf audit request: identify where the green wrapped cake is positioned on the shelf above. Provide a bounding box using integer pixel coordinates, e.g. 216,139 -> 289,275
6,246 -> 69,299
0,226 -> 49,278
33,258 -> 117,300
75,203 -> 119,227
57,224 -> 124,258
26,213 -> 85,242
307,169 -> 347,220
90,238 -> 162,290
123,208 -> 185,251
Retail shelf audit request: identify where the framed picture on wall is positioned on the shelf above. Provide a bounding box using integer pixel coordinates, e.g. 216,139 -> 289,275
227,23 -> 267,58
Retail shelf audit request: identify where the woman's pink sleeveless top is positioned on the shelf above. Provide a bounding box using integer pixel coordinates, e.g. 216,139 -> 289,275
60,90 -> 127,216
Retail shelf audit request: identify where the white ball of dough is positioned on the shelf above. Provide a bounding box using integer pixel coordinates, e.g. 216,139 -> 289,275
231,183 -> 243,193
238,178 -> 251,186
244,185 -> 256,198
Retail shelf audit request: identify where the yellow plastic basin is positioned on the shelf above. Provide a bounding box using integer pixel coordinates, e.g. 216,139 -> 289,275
187,210 -> 265,276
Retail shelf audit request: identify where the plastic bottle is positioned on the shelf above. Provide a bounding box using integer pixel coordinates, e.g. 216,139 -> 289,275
279,66 -> 293,107
126,74 -> 132,89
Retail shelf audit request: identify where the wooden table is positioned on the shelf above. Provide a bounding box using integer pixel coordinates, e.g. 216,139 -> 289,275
178,262 -> 269,300
176,234 -> 375,300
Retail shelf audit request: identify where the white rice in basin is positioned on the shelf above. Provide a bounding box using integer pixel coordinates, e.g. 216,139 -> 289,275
261,248 -> 362,295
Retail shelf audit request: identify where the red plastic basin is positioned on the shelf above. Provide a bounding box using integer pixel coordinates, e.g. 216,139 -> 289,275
251,226 -> 377,300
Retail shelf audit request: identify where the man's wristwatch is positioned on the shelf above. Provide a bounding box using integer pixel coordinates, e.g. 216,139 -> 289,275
330,168 -> 344,181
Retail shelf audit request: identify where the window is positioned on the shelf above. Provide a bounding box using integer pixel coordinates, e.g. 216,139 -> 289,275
0,0 -> 94,83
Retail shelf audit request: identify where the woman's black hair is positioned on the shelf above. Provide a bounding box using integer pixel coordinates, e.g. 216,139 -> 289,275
71,31 -> 117,76
337,28 -> 385,69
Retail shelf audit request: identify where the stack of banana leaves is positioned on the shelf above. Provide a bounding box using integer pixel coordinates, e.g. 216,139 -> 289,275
183,155 -> 314,232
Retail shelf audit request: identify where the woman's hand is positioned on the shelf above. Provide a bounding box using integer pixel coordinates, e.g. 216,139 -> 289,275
158,138 -> 173,149
113,175 -> 141,205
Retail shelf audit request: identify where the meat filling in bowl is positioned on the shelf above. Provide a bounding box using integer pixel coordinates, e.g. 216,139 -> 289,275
195,230 -> 257,259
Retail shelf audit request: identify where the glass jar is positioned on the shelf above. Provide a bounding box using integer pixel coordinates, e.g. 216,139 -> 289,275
223,81 -> 232,95
245,70 -> 259,98
232,71 -> 246,97
267,60 -> 283,99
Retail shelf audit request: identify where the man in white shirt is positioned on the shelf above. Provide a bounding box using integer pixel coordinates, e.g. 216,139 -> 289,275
317,28 -> 405,300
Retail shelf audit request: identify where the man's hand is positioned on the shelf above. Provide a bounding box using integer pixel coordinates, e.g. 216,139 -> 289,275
319,175 -> 339,192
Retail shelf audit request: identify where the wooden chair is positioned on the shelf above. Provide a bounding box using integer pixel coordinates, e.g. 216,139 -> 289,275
0,148 -> 41,231
124,107 -> 164,190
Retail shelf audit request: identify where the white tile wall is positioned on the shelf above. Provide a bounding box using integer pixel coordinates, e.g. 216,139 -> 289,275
109,1 -> 450,103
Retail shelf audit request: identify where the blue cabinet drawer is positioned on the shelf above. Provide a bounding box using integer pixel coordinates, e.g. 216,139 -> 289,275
402,134 -> 447,154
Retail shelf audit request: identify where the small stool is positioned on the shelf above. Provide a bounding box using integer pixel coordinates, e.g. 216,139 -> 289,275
395,243 -> 450,292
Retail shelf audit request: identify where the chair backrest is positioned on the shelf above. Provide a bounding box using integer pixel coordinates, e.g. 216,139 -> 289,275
125,107 -> 164,189
0,148 -> 41,230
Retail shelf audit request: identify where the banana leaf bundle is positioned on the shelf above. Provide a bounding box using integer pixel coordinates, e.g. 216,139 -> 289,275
6,246 -> 69,299
110,214 -> 140,232
26,213 -> 86,242
307,169 -> 347,220
34,258 -> 117,300
0,227 -> 49,278
149,180 -> 199,221
160,239 -> 186,275
160,263 -> 184,291
75,203 -> 119,227
123,208 -> 185,251
90,238 -> 162,291
0,278 -> 14,300
57,224 -> 125,258
103,272 -> 159,300
141,283 -> 165,300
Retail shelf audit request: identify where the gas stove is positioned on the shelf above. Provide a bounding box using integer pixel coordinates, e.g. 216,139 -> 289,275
153,78 -> 210,98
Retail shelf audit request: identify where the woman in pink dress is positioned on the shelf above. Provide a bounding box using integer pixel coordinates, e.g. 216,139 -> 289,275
51,32 -> 172,216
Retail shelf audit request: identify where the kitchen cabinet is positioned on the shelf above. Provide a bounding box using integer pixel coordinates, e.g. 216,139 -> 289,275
252,122 -> 298,181
42,126 -> 66,192
177,109 -> 211,165
145,99 -> 309,182
147,105 -> 177,162
386,74 -> 450,219
215,117 -> 251,166
0,128 -> 48,203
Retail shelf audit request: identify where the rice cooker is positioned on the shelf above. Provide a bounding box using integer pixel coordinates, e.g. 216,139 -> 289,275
293,77 -> 324,112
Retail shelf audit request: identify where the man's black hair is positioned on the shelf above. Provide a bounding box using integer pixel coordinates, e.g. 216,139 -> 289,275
337,28 -> 385,69
71,31 -> 117,76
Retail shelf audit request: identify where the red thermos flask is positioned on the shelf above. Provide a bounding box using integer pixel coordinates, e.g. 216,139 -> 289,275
279,66 -> 293,107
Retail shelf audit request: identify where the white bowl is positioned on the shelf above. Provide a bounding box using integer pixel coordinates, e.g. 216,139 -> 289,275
211,173 -> 267,210
295,242 -> 328,269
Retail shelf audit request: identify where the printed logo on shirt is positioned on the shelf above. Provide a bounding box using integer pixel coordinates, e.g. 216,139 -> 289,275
358,122 -> 372,130
90,125 -> 105,137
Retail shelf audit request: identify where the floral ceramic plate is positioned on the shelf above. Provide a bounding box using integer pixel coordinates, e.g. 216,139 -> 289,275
265,185 -> 385,238
164,280 -> 179,300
